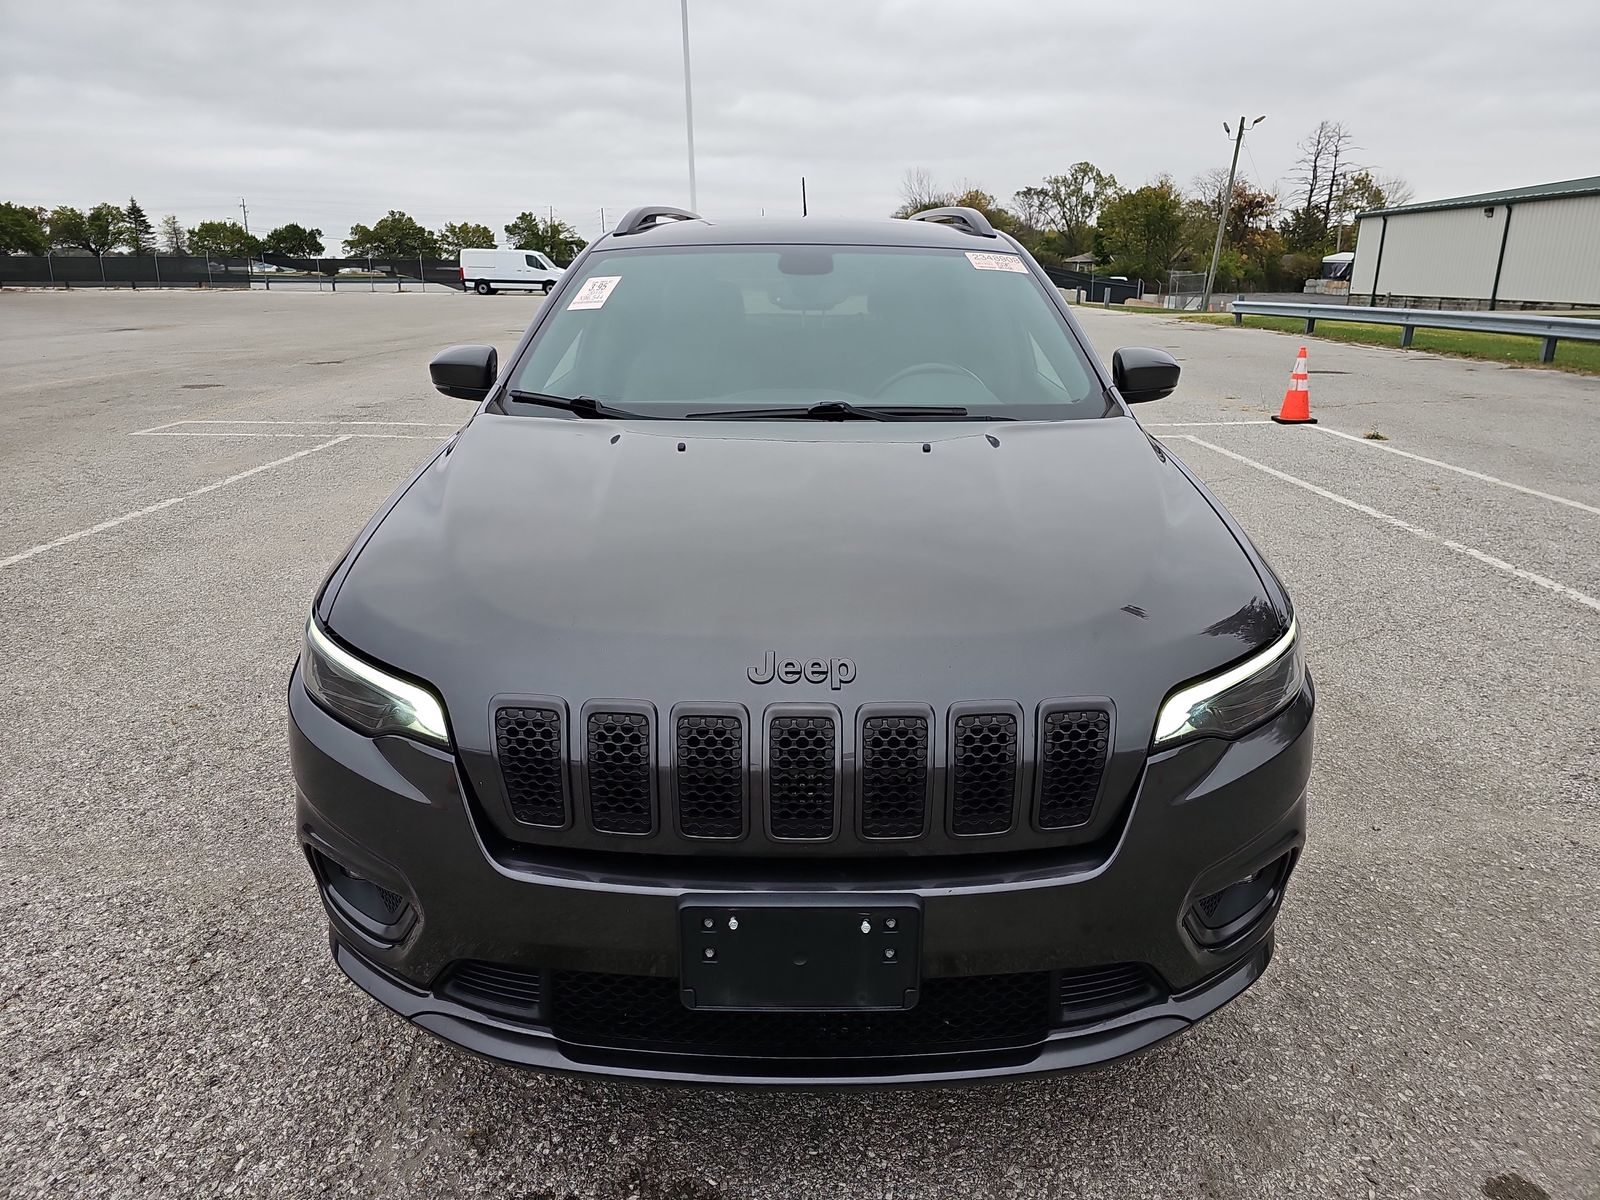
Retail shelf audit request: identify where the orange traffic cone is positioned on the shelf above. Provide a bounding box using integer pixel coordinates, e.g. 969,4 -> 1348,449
1272,346 -> 1316,424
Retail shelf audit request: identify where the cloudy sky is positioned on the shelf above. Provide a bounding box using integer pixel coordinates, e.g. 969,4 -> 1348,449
4,0 -> 1598,247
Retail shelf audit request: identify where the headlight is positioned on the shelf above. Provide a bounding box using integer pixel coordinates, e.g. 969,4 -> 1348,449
1153,617 -> 1303,748
301,619 -> 451,748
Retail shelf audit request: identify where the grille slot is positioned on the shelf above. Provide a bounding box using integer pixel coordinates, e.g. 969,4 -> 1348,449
550,970 -> 1050,1058
859,715 -> 930,839
675,714 -> 745,839
1037,709 -> 1110,829
1058,963 -> 1162,1025
950,712 -> 1019,834
496,706 -> 566,827
586,711 -> 654,834
441,961 -> 543,1021
767,715 -> 837,839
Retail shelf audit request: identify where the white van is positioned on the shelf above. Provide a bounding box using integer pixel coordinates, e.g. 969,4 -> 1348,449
458,248 -> 566,295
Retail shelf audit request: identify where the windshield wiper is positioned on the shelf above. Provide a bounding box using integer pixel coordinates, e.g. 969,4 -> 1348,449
508,389 -> 651,419
684,401 -> 974,421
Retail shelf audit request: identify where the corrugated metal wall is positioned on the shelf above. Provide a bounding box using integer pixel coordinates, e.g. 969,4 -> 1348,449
1349,218 -> 1382,295
1349,194 -> 1600,306
1496,194 -> 1600,305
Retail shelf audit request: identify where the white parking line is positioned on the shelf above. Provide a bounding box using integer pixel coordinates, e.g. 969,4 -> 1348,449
1144,420 -> 1273,427
0,436 -> 352,571
1174,435 -> 1600,615
136,438 -> 448,448
1312,426 -> 1600,517
131,418 -> 461,435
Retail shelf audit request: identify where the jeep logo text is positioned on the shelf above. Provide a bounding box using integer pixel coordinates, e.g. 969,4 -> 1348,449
747,651 -> 856,690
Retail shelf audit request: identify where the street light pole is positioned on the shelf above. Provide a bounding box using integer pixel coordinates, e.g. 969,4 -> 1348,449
1201,114 -> 1264,314
680,0 -> 698,212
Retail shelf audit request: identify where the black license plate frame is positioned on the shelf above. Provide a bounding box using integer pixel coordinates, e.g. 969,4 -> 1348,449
679,894 -> 922,1012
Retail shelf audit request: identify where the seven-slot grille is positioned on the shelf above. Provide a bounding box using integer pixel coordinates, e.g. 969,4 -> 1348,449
495,703 -> 1112,844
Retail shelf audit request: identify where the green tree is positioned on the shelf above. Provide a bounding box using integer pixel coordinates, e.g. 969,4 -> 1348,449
83,203 -> 126,254
47,206 -> 90,252
188,219 -> 262,257
1029,163 -> 1121,256
159,215 -> 187,255
1097,177 -> 1186,285
0,203 -> 50,254
504,212 -> 583,265
343,210 -> 440,258
122,197 -> 154,254
264,223 -> 325,256
437,221 -> 496,257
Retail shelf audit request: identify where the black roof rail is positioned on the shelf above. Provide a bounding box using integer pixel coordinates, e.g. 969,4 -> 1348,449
908,206 -> 997,238
611,205 -> 701,237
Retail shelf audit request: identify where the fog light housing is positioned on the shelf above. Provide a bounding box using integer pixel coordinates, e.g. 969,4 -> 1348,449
1185,853 -> 1293,947
308,847 -> 416,941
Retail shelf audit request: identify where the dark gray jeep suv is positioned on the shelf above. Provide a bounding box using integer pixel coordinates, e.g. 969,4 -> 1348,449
289,205 -> 1313,1084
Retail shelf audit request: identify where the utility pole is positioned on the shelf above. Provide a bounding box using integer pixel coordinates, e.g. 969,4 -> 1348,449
239,197 -> 250,236
801,177 -> 807,217
1201,115 -> 1264,315
680,0 -> 698,211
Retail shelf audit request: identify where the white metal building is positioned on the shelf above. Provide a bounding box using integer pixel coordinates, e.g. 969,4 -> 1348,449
1349,175 -> 1600,310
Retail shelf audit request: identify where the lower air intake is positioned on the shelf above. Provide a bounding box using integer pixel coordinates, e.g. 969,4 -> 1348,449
440,961 -> 543,1022
1058,963 -> 1163,1025
550,970 -> 1050,1058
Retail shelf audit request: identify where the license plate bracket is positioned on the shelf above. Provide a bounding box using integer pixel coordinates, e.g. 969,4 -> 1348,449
679,894 -> 921,1012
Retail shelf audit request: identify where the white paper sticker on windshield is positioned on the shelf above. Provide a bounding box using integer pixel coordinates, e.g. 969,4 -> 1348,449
566,275 -> 622,310
965,251 -> 1028,273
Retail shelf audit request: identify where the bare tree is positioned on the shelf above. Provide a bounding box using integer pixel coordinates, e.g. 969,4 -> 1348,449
1373,173 -> 1415,208
897,168 -> 953,216
1290,121 -> 1359,227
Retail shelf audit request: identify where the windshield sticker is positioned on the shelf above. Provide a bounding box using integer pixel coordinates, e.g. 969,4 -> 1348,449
566,275 -> 622,310
965,252 -> 1028,273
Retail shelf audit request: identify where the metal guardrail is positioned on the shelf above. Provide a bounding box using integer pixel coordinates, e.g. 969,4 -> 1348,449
1228,301 -> 1600,363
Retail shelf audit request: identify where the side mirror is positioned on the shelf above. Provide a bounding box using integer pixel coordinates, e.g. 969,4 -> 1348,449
1112,347 -> 1180,403
429,344 -> 498,400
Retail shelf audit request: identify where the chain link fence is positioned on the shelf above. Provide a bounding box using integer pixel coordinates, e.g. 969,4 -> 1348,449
0,253 -> 466,291
1165,271 -> 1207,310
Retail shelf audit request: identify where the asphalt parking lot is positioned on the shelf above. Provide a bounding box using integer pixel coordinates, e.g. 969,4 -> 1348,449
2,289 -> 1596,1200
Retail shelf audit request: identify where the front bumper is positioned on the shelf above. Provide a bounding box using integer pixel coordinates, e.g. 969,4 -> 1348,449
291,666 -> 1312,1084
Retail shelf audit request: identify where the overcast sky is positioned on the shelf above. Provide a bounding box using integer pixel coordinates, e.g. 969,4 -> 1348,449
4,0 -> 1598,247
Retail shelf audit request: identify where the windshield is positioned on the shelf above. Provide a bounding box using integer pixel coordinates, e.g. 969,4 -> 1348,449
508,245 -> 1108,420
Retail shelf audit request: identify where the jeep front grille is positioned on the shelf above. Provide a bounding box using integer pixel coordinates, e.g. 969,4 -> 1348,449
950,712 -> 1019,835
859,714 -> 929,838
586,711 -> 654,834
496,706 -> 567,827
1037,709 -> 1110,829
675,714 -> 745,838
767,714 -> 837,839
491,701 -> 1115,852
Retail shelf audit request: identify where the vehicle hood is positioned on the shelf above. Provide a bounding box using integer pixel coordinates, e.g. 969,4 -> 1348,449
327,413 -> 1280,751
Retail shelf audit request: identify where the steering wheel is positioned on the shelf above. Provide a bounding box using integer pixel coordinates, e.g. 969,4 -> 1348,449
872,361 -> 993,400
